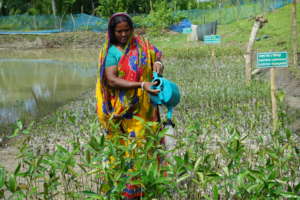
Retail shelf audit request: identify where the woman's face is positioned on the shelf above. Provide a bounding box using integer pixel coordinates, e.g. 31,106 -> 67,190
114,21 -> 132,46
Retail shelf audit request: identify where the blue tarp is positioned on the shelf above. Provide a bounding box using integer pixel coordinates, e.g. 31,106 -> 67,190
169,19 -> 192,33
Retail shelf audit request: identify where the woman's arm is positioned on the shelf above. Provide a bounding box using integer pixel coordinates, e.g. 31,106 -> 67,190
105,65 -> 159,94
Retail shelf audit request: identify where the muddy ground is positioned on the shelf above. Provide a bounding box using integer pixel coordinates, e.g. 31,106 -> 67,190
0,31 -> 102,49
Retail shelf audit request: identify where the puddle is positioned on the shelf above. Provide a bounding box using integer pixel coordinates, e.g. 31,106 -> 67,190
0,58 -> 96,130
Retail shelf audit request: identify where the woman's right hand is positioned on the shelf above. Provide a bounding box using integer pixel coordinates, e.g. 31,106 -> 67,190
143,82 -> 160,95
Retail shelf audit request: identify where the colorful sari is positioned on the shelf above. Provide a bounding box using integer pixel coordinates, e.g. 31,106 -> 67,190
95,33 -> 162,199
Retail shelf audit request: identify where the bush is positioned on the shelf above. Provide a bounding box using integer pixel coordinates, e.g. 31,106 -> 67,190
132,1 -> 186,36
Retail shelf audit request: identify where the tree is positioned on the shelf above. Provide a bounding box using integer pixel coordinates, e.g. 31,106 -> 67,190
0,0 -> 4,15
51,0 -> 57,16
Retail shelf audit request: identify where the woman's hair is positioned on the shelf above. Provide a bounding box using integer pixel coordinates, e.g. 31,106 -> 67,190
108,13 -> 133,45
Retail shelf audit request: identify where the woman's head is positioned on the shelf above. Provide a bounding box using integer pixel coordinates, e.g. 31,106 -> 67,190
108,13 -> 133,46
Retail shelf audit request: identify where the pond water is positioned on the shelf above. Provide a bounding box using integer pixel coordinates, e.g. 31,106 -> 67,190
0,54 -> 97,131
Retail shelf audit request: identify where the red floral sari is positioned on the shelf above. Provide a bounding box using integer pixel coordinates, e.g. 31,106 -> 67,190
96,34 -> 162,199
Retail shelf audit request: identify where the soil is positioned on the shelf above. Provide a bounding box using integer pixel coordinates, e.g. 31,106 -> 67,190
0,31 -> 299,172
0,31 -> 103,49
276,68 -> 300,132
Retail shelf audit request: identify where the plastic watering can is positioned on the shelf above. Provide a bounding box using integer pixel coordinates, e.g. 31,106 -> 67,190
150,72 -> 180,120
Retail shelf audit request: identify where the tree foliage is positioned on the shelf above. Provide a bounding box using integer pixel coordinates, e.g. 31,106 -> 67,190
0,0 -> 223,16
0,0 -> 261,16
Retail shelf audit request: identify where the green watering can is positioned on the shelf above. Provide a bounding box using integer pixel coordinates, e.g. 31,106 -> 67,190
150,72 -> 180,120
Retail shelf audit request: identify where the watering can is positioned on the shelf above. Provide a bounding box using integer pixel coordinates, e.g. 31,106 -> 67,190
150,72 -> 180,120
150,72 -> 180,160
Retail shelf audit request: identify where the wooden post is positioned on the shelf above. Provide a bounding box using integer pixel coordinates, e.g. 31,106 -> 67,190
291,0 -> 298,67
270,68 -> 278,131
211,47 -> 216,69
245,16 -> 267,84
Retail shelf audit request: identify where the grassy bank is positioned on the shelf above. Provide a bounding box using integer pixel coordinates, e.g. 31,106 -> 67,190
152,3 -> 300,69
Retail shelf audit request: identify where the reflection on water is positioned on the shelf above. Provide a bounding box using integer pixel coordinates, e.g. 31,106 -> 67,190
0,58 -> 96,126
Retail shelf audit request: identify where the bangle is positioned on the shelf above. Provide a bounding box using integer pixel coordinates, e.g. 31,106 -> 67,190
141,82 -> 145,90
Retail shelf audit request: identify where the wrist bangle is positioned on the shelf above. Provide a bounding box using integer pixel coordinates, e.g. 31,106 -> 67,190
141,82 -> 145,90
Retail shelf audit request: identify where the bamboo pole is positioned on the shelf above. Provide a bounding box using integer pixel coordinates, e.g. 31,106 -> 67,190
270,68 -> 278,131
245,16 -> 267,84
291,0 -> 298,67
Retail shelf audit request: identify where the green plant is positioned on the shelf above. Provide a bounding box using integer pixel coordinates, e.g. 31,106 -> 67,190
132,1 -> 186,36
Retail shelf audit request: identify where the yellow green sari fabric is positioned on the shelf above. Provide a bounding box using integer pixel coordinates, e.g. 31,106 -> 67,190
96,34 -> 162,139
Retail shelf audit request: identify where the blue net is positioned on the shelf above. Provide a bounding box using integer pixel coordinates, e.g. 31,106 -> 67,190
63,14 -> 107,32
0,13 -> 108,34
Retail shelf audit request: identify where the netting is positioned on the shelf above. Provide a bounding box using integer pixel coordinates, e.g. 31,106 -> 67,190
0,0 -> 292,34
63,14 -> 107,32
0,13 -> 108,34
172,0 -> 292,30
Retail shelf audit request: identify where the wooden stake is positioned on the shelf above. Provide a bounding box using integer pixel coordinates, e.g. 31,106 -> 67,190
211,47 -> 216,68
245,16 -> 267,84
270,67 -> 278,131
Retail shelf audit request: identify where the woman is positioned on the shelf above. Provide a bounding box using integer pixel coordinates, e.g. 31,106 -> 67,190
95,13 -> 164,199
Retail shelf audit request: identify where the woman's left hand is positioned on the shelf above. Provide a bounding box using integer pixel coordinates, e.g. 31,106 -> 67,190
153,61 -> 164,75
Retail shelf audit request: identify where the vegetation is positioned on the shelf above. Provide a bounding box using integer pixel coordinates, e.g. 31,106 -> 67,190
0,2 -> 299,200
0,0 -> 265,16
0,0 -> 213,16
0,0 -> 289,34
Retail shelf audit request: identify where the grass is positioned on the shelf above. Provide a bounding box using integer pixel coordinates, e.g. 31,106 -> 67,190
0,3 -> 300,200
151,3 -> 300,62
219,3 -> 300,53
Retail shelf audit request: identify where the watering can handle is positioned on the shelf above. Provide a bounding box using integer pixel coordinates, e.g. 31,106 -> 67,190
153,72 -> 163,78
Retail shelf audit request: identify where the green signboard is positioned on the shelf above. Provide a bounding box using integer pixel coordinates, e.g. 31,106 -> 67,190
256,52 -> 288,68
204,35 -> 221,44
182,28 -> 192,34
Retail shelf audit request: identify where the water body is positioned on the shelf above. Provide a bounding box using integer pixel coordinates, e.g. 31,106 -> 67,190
0,58 -> 96,131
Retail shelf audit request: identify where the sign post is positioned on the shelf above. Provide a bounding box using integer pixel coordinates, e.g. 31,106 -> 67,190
204,35 -> 221,69
256,52 -> 288,131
